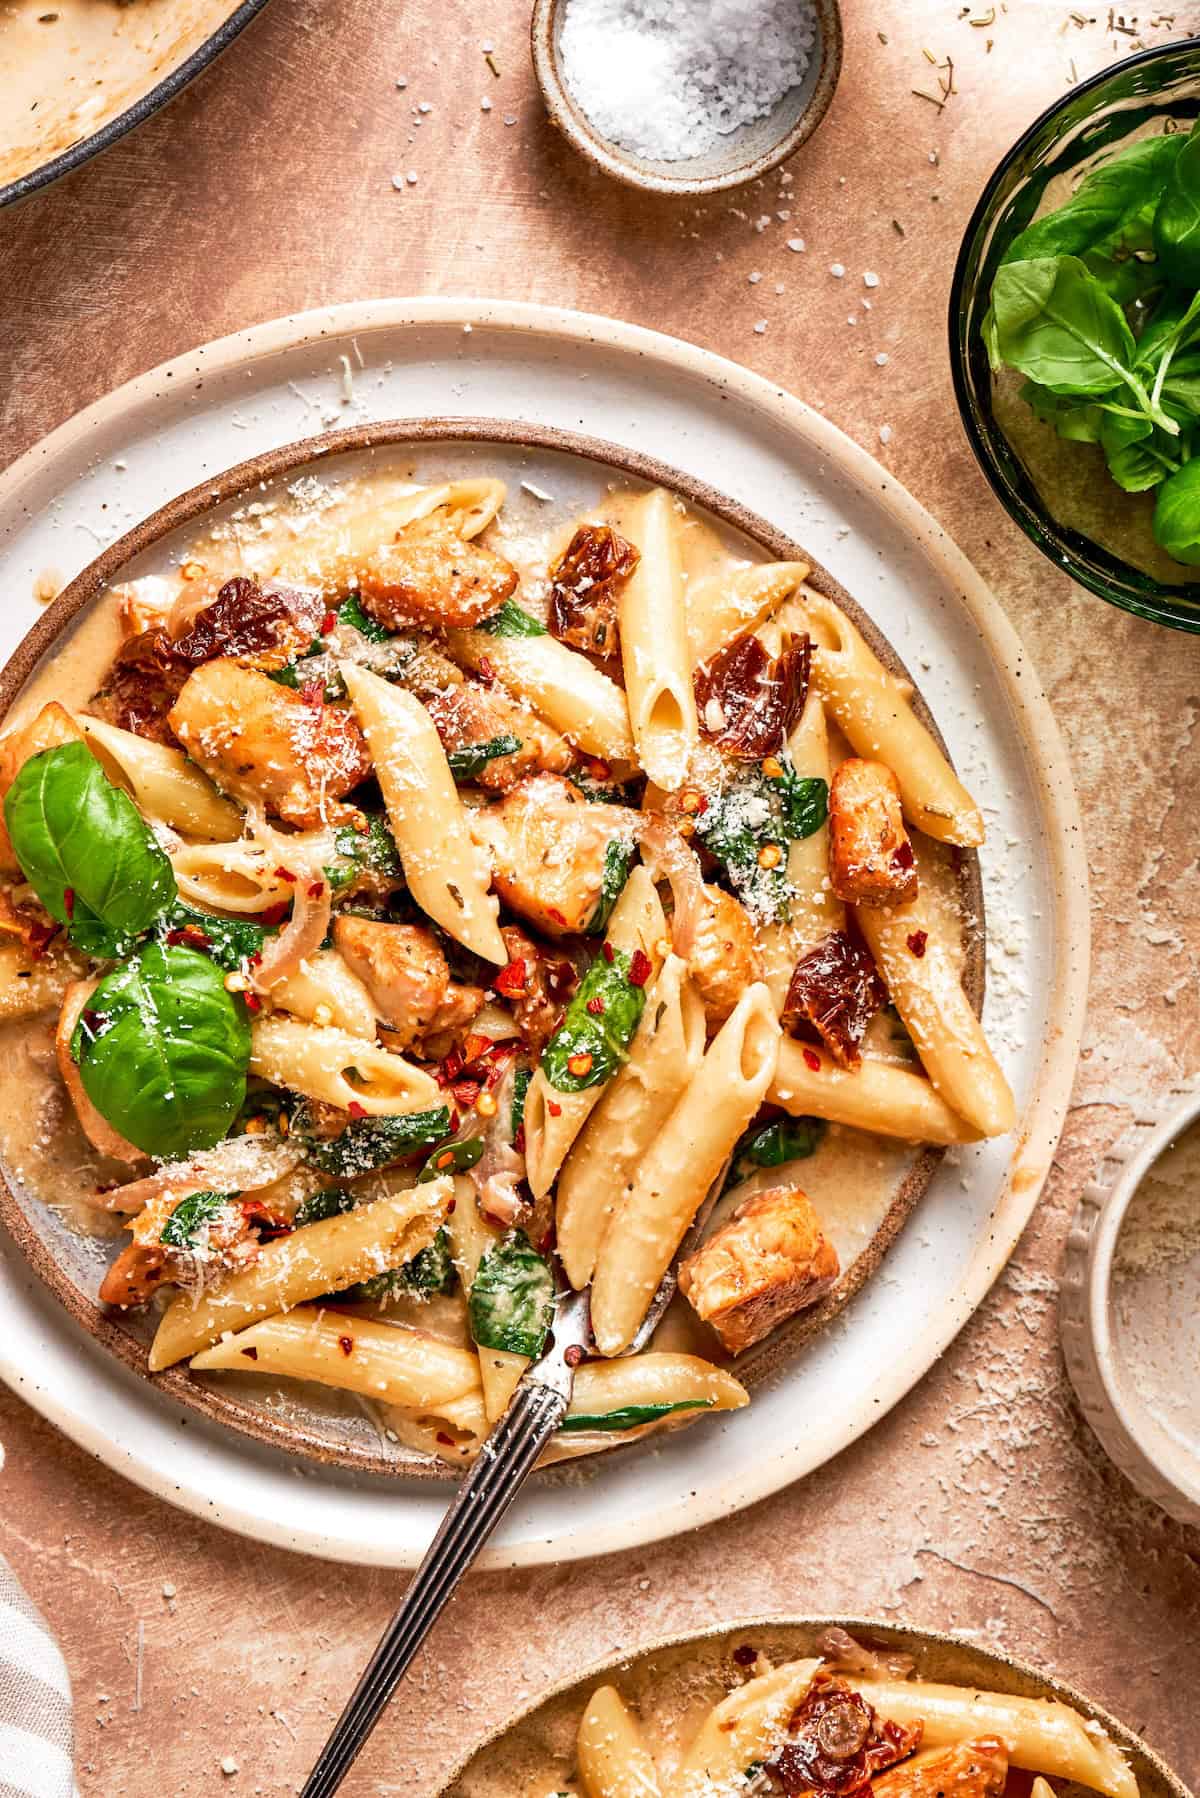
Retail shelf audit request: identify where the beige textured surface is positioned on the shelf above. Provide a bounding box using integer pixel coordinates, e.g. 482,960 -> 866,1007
0,3 -> 1197,1793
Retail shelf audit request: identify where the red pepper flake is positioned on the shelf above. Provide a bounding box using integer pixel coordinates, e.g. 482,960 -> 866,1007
273,867 -> 297,883
547,1100 -> 562,1118
628,948 -> 652,987
802,1047 -> 822,1072
566,1050 -> 594,1078
347,1101 -> 367,1119
436,1431 -> 456,1447
337,1334 -> 354,1357
243,992 -> 262,1013
62,887 -> 75,921
732,1644 -> 758,1667
477,656 -> 496,688
891,840 -> 915,870
446,1197 -> 457,1215
320,610 -> 338,634
462,1032 -> 493,1066
241,1345 -> 259,1361
585,994 -> 606,1016
299,678 -> 325,707
514,1124 -> 526,1153
494,958 -> 527,998
307,879 -> 325,899
442,1049 -> 464,1083
906,930 -> 928,958
602,942 -> 615,963
165,924 -> 211,949
546,906 -> 568,927
587,758 -> 611,781
259,901 -> 291,927
453,1079 -> 482,1108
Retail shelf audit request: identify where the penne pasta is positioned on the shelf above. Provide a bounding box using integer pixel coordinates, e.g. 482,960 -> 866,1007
0,941 -> 81,1022
269,479 -> 508,590
758,685 -> 844,1008
189,1305 -> 484,1411
618,488 -> 698,791
170,840 -> 297,914
577,1687 -> 662,1798
855,900 -> 1016,1139
853,1679 -> 1138,1798
249,1014 -> 441,1116
340,662 -> 506,963
149,1180 -> 450,1369
685,559 -> 811,665
799,588 -> 984,847
566,1354 -> 747,1423
556,955 -> 706,1289
770,1037 -> 984,1144
590,983 -> 781,1356
669,1660 -> 821,1798
267,947 -> 378,1039
79,715 -> 242,842
445,626 -> 635,763
523,866 -> 667,1200
444,1182 -> 526,1420
385,1395 -> 489,1466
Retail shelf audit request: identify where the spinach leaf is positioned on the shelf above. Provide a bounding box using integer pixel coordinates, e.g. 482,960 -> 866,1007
1154,125 -> 1200,287
694,760 -> 827,922
585,839 -> 633,935
560,1400 -> 712,1433
351,1225 -> 457,1299
476,600 -> 546,638
511,1065 -> 532,1138
445,734 -> 523,780
727,1115 -> 827,1189
300,1105 -> 452,1176
1003,134 -> 1182,267
71,943 -> 251,1158
160,1189 -> 234,1249
269,659 -> 346,701
418,1136 -> 484,1181
773,764 -> 828,839
158,901 -> 267,971
338,592 -> 391,643
541,949 -> 647,1093
5,743 -> 176,951
293,1187 -> 356,1227
990,257 -> 1155,408
325,815 -> 402,891
1153,457 -> 1200,563
468,1230 -> 554,1357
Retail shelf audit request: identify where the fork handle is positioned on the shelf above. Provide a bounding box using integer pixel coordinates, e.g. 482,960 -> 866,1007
299,1378 -> 568,1798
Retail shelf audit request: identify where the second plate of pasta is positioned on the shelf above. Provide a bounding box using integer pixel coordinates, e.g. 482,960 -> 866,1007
0,419 -> 1011,1477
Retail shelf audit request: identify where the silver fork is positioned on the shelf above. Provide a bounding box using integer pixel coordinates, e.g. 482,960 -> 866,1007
299,1156 -> 732,1796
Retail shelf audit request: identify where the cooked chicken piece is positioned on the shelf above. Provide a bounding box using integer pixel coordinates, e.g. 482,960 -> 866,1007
679,1185 -> 839,1355
471,774 -> 636,937
0,886 -> 59,959
0,702 -> 83,873
116,582 -> 174,638
416,672 -> 574,791
337,520 -> 518,631
99,1242 -> 170,1308
101,1187 -> 263,1308
332,916 -> 483,1051
828,757 -> 918,907
168,661 -> 371,828
688,884 -> 764,1021
870,1741 -> 1008,1798
496,923 -> 571,1054
56,980 -> 142,1164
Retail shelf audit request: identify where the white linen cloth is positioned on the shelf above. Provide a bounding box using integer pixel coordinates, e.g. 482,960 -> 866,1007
0,1556 -> 76,1798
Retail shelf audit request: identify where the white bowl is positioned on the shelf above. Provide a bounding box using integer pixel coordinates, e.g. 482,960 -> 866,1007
1061,1083 -> 1200,1526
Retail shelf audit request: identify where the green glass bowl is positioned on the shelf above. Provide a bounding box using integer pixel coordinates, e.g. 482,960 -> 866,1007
950,38 -> 1200,632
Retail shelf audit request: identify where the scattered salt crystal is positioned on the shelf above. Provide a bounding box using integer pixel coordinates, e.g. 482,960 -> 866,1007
748,270 -> 762,284
406,170 -> 419,184
774,282 -> 785,293
557,0 -> 820,163
753,319 -> 768,334
755,214 -> 771,231
161,1581 -> 177,1599
875,352 -> 890,366
220,1756 -> 239,1776
395,76 -> 407,88
829,262 -> 845,277
847,315 -> 858,326
863,270 -> 880,288
481,39 -> 494,51
786,237 -> 805,252
418,101 -> 432,114
481,96 -> 493,111
879,424 -> 893,444
504,114 -> 517,125
391,175 -> 406,190
777,208 -> 791,220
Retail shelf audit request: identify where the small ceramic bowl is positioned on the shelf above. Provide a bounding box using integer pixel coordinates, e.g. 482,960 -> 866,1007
1061,1083 -> 1200,1527
530,0 -> 843,196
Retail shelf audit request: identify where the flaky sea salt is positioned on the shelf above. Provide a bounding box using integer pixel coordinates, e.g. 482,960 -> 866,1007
558,0 -> 819,163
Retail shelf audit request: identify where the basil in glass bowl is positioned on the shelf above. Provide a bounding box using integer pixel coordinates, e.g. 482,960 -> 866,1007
951,38 -> 1200,632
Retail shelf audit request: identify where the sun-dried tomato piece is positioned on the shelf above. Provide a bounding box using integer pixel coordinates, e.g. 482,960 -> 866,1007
694,629 -> 810,760
766,1676 -> 922,1797
548,524 -> 640,658
0,887 -> 60,960
783,929 -> 886,1069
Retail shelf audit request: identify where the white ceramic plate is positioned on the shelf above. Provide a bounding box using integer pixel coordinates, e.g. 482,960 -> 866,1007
0,300 -> 1088,1568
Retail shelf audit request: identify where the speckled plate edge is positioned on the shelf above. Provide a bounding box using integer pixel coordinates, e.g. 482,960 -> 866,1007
0,0 -> 274,210
1061,1079 -> 1200,1528
0,299 -> 1090,1565
436,1615 -> 1191,1797
0,415 -> 980,1478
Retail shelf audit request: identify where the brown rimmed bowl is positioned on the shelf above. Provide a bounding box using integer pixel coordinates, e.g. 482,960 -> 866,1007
437,1615 -> 1192,1797
0,417 -> 983,1481
531,0 -> 843,196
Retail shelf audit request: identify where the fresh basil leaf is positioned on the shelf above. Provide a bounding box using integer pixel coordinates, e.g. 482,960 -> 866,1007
990,256 -> 1145,400
71,943 -> 251,1158
293,1187 -> 357,1227
476,600 -> 546,638
1100,410 -> 1178,492
339,592 -> 391,643
158,901 -> 268,972
1004,135 -> 1182,267
300,1105 -> 452,1177
727,1116 -> 827,1189
511,1064 -> 532,1138
468,1229 -> 554,1357
585,838 -> 633,935
1153,457 -> 1200,563
325,814 -> 402,891
417,1137 -> 484,1181
160,1189 -> 233,1249
445,734 -> 523,780
560,1399 -> 712,1434
1154,125 -> 1200,286
5,743 -> 176,947
541,949 -> 647,1093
